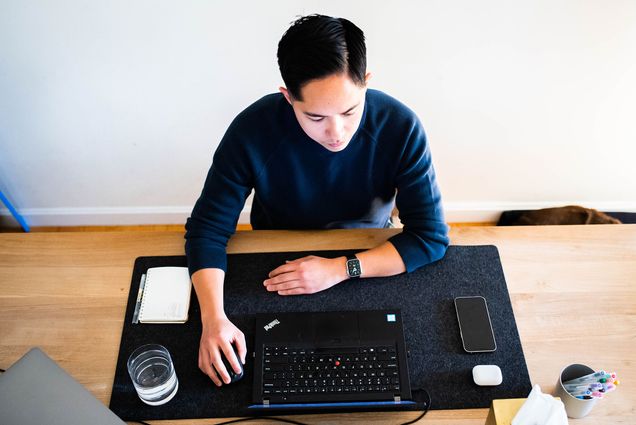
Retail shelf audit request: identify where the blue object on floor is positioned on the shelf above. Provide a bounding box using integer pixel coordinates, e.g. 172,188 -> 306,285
0,190 -> 30,232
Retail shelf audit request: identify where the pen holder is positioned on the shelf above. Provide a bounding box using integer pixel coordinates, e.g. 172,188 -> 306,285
554,364 -> 598,418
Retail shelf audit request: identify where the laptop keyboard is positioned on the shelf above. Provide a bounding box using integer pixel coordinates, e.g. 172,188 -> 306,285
261,345 -> 402,403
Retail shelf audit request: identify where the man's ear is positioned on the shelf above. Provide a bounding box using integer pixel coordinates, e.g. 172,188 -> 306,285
279,86 -> 293,105
365,72 -> 373,85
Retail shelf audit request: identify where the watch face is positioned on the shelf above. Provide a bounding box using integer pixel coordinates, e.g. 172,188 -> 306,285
347,258 -> 361,277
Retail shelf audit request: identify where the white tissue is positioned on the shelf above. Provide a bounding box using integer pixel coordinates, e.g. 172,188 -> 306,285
512,384 -> 568,425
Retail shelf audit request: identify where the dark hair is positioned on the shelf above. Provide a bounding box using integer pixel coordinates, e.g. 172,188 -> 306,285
277,14 -> 367,100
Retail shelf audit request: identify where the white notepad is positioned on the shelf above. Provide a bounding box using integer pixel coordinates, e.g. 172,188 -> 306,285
137,267 -> 192,324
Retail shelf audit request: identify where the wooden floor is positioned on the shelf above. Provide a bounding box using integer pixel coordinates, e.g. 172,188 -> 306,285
1,222 -> 494,232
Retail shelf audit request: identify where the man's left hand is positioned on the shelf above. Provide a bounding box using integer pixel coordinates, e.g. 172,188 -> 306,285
263,255 -> 348,295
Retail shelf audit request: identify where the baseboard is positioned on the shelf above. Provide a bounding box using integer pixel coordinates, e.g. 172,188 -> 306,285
2,202 -> 635,227
0,206 -> 193,227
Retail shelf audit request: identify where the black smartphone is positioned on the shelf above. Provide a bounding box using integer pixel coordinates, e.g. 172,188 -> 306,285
454,296 -> 497,353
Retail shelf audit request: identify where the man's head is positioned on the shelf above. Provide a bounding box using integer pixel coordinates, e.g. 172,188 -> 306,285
277,14 -> 371,152
277,14 -> 367,101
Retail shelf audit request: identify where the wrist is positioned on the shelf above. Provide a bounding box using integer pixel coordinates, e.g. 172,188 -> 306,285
334,256 -> 350,281
201,308 -> 227,325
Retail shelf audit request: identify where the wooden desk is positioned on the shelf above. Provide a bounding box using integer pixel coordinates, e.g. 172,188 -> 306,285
1,225 -> 634,424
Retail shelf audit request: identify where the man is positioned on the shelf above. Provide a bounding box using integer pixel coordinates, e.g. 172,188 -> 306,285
185,14 -> 449,387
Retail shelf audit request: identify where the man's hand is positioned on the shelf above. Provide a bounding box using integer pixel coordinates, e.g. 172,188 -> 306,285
198,314 -> 247,386
263,255 -> 348,295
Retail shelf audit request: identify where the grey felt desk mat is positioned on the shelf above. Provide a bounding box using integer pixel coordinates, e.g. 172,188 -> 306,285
109,246 -> 531,420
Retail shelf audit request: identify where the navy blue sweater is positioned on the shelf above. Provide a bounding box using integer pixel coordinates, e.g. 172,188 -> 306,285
185,89 -> 449,275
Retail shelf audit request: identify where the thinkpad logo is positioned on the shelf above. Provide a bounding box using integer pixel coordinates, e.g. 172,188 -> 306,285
264,319 -> 280,331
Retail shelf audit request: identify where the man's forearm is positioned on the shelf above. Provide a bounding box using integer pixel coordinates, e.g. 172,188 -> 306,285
191,268 -> 226,320
354,241 -> 406,278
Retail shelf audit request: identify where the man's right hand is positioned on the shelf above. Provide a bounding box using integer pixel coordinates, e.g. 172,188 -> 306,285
198,314 -> 247,386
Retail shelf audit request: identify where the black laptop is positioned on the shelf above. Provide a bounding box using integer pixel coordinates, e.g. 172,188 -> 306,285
249,309 -> 415,411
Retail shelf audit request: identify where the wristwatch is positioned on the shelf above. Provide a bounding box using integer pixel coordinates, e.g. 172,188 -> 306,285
346,254 -> 362,278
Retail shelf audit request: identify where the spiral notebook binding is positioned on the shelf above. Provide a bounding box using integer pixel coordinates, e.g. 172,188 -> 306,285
131,273 -> 147,324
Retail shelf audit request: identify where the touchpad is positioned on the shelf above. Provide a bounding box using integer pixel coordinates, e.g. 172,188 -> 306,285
312,311 -> 360,346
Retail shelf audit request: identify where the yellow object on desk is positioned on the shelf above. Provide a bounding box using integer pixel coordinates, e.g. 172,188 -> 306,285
485,397 -> 561,425
485,399 -> 527,425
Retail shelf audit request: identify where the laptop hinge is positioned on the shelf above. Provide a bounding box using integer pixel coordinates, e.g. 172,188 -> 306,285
394,395 -> 401,403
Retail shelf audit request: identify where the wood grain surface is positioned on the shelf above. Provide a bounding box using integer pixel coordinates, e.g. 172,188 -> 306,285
1,225 -> 634,424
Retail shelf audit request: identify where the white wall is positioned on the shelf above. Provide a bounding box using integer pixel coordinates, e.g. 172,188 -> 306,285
1,0 -> 635,226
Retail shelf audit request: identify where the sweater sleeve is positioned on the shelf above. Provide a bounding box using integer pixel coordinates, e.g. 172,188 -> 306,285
184,121 -> 253,276
388,117 -> 449,272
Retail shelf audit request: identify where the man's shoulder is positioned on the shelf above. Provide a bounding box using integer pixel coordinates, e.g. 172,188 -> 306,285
363,89 -> 422,143
235,93 -> 287,122
359,89 -> 428,159
223,93 -> 292,144
366,88 -> 403,106
249,92 -> 287,110
365,89 -> 419,124
216,93 -> 290,161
